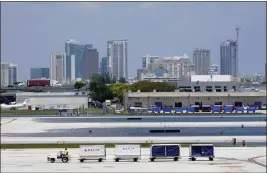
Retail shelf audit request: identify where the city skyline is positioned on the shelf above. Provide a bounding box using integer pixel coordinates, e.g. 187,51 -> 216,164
1,2 -> 266,81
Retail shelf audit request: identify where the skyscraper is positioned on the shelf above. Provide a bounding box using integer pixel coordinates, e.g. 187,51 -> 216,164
100,57 -> 109,75
83,45 -> 99,79
8,63 -> 18,85
163,53 -> 193,77
65,39 -> 85,81
193,49 -> 210,75
50,52 -> 66,84
107,40 -> 128,80
30,68 -> 50,79
142,54 -> 160,69
220,40 -> 238,77
1,62 -> 9,86
1,62 -> 18,86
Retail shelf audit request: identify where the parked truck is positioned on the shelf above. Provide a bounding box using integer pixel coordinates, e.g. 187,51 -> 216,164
114,145 -> 141,162
78,145 -> 106,162
189,144 -> 215,161
150,144 -> 181,162
27,79 -> 61,87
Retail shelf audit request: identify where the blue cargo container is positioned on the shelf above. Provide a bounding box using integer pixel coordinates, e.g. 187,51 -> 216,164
235,107 -> 244,113
224,105 -> 233,113
189,144 -> 214,161
247,107 -> 256,113
174,107 -> 184,113
152,107 -> 161,113
187,107 -> 195,113
150,144 -> 181,161
212,106 -> 222,113
163,107 -> 172,113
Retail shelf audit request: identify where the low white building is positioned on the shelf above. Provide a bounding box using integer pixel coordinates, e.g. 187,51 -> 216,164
124,91 -> 266,109
16,92 -> 88,110
179,75 -> 240,92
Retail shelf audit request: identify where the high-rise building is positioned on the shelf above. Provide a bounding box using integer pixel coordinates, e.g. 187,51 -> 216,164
50,52 -> 66,84
163,53 -> 193,77
107,40 -> 128,80
1,62 -> 9,86
193,49 -> 210,75
30,68 -> 50,79
65,39 -> 85,81
220,40 -> 238,77
1,62 -> 18,86
83,45 -> 99,79
100,57 -> 109,75
8,63 -> 18,85
142,54 -> 160,69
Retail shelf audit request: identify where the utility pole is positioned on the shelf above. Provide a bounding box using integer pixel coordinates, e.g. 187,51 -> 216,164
235,26 -> 241,77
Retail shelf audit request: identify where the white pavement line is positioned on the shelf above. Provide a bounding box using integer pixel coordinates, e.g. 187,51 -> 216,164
248,155 -> 267,168
1,118 -> 17,126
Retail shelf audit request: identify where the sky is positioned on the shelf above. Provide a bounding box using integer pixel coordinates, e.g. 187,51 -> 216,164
1,2 -> 266,81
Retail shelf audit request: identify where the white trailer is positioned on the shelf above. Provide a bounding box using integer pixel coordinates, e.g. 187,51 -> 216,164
78,145 -> 106,162
114,145 -> 141,162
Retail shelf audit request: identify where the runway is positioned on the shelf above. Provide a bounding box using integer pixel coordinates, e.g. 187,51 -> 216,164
1,117 -> 266,134
1,117 -> 266,144
1,147 -> 266,172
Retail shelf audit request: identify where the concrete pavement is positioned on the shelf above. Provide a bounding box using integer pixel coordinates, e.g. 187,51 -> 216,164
1,147 -> 266,172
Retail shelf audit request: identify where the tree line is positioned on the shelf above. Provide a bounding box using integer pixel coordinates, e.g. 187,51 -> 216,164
78,74 -> 176,103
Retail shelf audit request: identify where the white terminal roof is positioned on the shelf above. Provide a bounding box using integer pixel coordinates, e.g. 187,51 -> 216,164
191,75 -> 232,82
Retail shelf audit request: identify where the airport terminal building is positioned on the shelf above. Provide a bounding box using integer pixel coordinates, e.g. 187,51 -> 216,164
124,91 -> 266,109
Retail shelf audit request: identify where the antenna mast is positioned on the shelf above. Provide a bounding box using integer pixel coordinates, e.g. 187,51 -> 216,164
236,26 -> 240,45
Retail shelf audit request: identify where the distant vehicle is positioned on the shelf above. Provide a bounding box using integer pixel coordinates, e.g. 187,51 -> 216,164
14,82 -> 26,87
105,100 -> 111,106
27,79 -> 61,87
260,104 -> 266,110
0,97 -> 28,110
